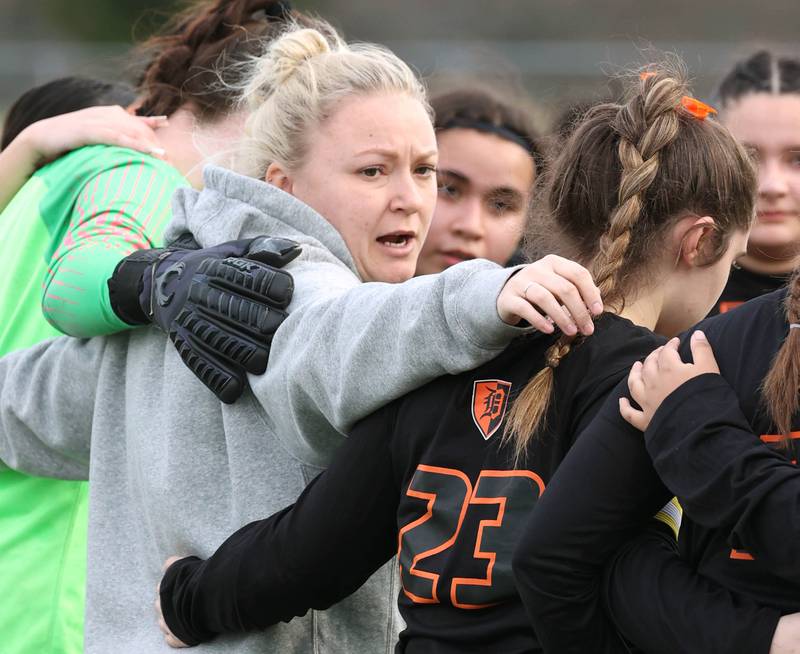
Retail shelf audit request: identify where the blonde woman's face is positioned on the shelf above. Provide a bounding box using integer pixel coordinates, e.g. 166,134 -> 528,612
289,92 -> 438,283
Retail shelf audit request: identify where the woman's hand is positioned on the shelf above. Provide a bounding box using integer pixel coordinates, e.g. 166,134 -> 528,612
18,105 -> 167,164
619,330 -> 720,431
0,105 -> 167,211
770,613 -> 800,654
155,556 -> 191,649
496,254 -> 603,335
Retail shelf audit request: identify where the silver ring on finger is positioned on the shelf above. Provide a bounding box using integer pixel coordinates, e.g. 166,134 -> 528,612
523,281 -> 536,301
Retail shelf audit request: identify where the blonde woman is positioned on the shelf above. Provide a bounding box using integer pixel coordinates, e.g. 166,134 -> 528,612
0,21 -> 599,654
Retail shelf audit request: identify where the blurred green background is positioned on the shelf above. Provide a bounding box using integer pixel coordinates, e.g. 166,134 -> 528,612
1,0 -> 799,124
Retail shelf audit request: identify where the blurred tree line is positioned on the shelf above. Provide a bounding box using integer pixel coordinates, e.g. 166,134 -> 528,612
3,0 -> 796,115
27,0 -> 800,44
35,0 -> 331,43
40,0 -> 181,42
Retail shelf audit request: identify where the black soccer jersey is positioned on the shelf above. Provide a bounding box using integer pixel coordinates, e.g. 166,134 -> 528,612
645,290 -> 800,611
516,290 -> 793,654
708,264 -> 789,316
160,315 -> 665,652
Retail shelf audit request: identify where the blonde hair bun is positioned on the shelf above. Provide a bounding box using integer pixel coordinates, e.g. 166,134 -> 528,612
270,28 -> 332,84
233,18 -> 429,178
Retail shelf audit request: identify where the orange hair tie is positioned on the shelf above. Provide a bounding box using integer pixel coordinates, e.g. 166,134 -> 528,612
639,71 -> 657,81
680,96 -> 717,120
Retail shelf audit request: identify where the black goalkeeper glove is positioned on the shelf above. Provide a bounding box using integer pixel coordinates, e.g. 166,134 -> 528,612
108,236 -> 301,403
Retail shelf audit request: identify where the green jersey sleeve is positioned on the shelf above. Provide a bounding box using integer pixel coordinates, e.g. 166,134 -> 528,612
41,148 -> 187,337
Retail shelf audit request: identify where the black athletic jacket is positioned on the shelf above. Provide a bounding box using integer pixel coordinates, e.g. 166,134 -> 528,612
160,315 -> 664,652
515,290 -> 792,654
709,264 -> 789,315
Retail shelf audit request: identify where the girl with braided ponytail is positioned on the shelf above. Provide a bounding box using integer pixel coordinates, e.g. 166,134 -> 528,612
504,67 -> 753,462
584,54 -> 800,653
0,2 -> 306,652
151,67 -> 771,652
514,70 -> 800,654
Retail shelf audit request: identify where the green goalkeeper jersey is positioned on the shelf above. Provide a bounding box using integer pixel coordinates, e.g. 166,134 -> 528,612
0,145 -> 185,653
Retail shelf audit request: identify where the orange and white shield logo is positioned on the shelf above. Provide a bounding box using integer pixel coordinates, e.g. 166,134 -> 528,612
471,379 -> 512,440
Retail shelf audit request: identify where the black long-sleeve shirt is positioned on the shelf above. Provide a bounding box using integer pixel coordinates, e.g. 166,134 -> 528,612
642,307 -> 800,593
160,315 -> 664,652
514,290 -> 791,654
603,518 -> 776,654
708,264 -> 789,315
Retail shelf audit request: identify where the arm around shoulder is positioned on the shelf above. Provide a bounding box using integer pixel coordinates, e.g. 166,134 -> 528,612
645,373 -> 800,581
251,258 -> 528,463
0,336 -> 105,479
253,253 -> 601,464
43,153 -> 184,338
158,403 -> 399,644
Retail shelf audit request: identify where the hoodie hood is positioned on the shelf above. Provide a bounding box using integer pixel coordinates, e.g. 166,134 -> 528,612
165,165 -> 358,276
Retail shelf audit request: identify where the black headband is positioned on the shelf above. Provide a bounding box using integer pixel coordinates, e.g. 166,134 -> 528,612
439,118 -> 537,159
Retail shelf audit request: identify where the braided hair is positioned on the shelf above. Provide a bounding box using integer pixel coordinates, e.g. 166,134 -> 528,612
134,0 -> 304,120
763,267 -> 800,437
503,67 -> 756,462
717,50 -> 800,106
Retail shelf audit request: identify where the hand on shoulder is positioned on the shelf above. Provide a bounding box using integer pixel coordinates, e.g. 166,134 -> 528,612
18,105 -> 167,164
496,254 -> 603,335
619,330 -> 720,431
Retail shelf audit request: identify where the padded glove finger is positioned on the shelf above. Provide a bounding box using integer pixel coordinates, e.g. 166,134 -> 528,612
245,236 -> 302,269
174,299 -> 286,375
168,327 -> 247,405
196,257 -> 294,312
187,277 -> 287,342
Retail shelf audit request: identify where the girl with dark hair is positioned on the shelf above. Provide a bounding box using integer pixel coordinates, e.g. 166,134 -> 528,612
710,50 -> 800,314
0,3 -> 302,652
415,86 -> 540,275
152,67 -> 768,653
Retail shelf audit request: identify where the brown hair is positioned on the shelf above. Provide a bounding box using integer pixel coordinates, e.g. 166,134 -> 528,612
718,50 -> 800,107
763,269 -> 800,437
431,87 -> 543,172
134,0 -> 312,120
503,67 -> 757,461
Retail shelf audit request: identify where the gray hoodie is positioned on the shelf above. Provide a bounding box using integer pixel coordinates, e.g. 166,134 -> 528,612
0,166 -> 527,653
